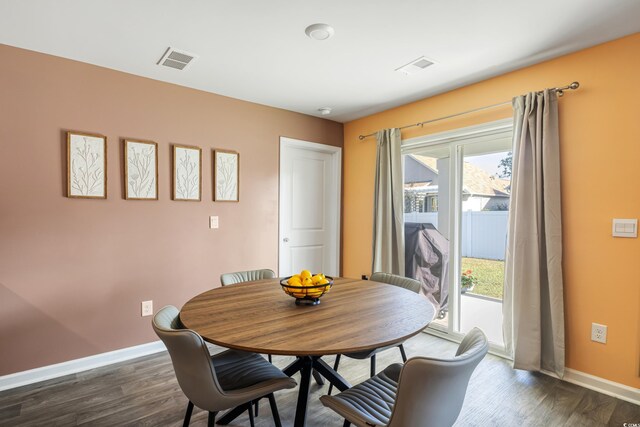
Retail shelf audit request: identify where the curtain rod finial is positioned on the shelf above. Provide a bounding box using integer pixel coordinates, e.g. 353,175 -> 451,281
358,135 -> 365,140
569,81 -> 580,90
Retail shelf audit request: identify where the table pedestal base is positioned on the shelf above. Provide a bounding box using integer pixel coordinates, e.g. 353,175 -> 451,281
217,355 -> 351,427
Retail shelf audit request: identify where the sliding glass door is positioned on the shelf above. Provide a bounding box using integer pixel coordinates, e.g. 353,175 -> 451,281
402,119 -> 512,351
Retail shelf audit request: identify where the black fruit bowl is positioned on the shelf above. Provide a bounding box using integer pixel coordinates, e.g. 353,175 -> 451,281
280,276 -> 334,305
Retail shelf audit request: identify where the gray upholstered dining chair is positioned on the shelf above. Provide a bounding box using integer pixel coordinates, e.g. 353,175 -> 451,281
220,268 -> 276,286
220,267 -> 291,418
152,305 -> 296,427
321,328 -> 488,427
327,272 -> 422,395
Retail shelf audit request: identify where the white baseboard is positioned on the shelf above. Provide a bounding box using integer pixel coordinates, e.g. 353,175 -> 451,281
543,368 -> 640,405
424,330 -> 640,406
0,341 -> 166,392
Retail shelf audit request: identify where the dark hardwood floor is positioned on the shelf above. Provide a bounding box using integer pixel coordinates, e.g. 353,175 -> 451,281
1,334 -> 638,426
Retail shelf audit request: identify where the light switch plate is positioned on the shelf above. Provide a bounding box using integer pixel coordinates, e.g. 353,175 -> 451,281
209,216 -> 219,229
612,219 -> 637,238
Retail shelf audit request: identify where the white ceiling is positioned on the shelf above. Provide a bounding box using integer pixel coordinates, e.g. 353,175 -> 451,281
1,0 -> 638,122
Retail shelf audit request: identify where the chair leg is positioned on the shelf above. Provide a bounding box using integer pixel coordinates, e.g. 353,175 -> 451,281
268,354 -> 272,363
370,354 -> 376,377
312,369 -> 325,386
183,401 -> 194,427
399,343 -> 408,362
327,354 -> 341,396
207,411 -> 217,427
343,419 -> 351,427
247,402 -> 255,427
268,393 -> 282,427
254,400 -> 259,417
217,404 -> 245,425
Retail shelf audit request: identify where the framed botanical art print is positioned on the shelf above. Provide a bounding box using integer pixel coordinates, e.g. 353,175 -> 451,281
172,144 -> 202,201
124,139 -> 158,200
213,149 -> 239,202
67,131 -> 107,199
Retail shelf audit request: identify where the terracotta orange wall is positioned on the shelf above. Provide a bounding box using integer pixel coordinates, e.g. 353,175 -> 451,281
343,34 -> 640,387
0,44 -> 343,375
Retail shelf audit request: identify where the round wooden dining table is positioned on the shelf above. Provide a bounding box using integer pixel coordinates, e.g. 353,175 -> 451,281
180,276 -> 435,427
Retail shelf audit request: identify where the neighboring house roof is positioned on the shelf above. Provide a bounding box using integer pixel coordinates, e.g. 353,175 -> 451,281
410,154 -> 510,197
411,155 -> 438,173
494,177 -> 511,193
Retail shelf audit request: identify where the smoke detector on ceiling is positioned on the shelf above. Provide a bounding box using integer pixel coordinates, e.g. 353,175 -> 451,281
318,107 -> 332,116
157,47 -> 198,70
395,56 -> 435,75
305,24 -> 335,41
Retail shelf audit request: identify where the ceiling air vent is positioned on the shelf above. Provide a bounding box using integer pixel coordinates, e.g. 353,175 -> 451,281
395,56 -> 435,75
157,47 -> 198,70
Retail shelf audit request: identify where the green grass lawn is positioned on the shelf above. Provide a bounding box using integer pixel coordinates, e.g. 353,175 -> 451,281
461,257 -> 504,300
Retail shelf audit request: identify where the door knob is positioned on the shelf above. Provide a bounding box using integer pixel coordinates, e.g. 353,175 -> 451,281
283,237 -> 290,242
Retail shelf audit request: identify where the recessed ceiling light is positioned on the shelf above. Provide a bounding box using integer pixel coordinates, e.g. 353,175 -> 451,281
305,24 -> 335,41
318,107 -> 332,116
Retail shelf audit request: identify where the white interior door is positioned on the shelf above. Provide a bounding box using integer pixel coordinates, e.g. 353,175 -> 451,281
279,137 -> 341,277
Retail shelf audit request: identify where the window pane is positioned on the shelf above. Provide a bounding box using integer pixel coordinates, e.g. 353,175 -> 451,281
404,149 -> 451,330
458,148 -> 511,345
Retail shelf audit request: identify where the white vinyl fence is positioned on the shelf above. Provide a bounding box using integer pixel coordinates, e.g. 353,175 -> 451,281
404,211 -> 508,260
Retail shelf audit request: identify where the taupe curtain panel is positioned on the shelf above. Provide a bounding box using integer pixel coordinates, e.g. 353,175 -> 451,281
372,128 -> 405,275
503,90 -> 565,377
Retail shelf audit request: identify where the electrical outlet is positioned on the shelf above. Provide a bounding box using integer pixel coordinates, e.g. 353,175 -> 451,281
141,300 -> 153,317
209,216 -> 219,229
591,323 -> 607,343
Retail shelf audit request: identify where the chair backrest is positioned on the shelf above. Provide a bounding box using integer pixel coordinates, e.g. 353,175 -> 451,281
152,305 -> 228,412
388,328 -> 489,427
220,269 -> 276,286
370,272 -> 422,294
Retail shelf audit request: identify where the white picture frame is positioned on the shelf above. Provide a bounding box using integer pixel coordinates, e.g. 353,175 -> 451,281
124,139 -> 158,200
67,131 -> 107,199
172,144 -> 202,201
213,149 -> 239,202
